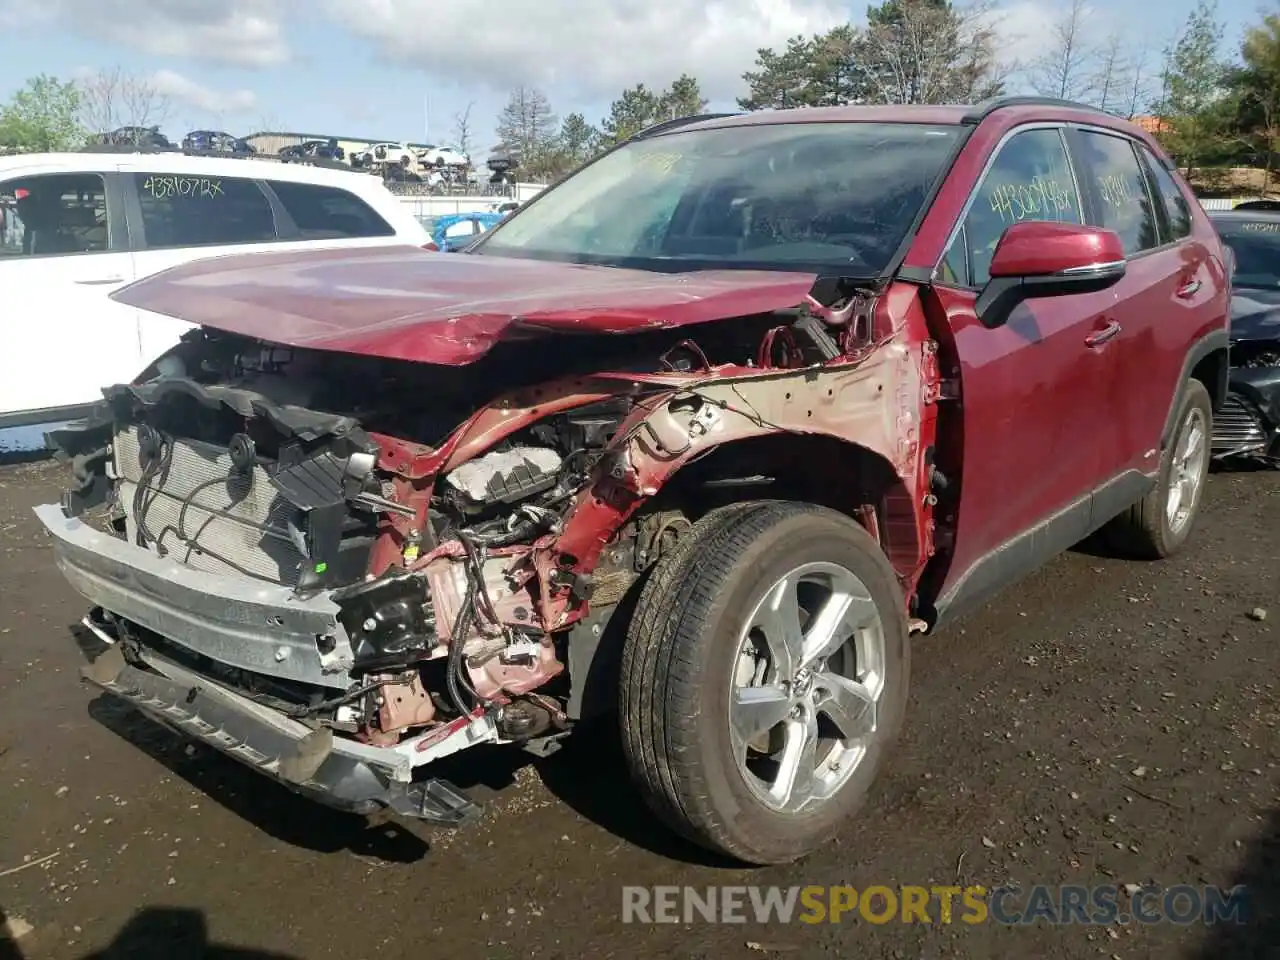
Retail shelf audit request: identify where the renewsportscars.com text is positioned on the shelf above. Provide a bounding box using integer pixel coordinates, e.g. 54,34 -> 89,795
621,884 -> 1249,926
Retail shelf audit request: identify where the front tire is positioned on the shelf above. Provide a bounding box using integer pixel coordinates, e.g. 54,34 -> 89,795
1105,378 -> 1212,559
619,501 -> 909,865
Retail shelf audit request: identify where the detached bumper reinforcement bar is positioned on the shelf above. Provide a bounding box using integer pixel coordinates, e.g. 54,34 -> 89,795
82,644 -> 482,825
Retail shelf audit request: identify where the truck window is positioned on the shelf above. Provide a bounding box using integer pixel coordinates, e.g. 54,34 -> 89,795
1139,146 -> 1193,241
134,173 -> 276,249
268,182 -> 395,239
0,173 -> 110,258
942,127 -> 1083,288
1074,131 -> 1160,255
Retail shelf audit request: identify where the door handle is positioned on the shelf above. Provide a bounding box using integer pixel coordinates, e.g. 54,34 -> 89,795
1085,320 -> 1122,347
74,276 -> 125,285
1177,279 -> 1202,299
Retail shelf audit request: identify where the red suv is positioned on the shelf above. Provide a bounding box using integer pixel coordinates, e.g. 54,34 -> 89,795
40,97 -> 1229,866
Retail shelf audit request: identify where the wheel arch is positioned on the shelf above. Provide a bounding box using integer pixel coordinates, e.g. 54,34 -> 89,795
560,433 -> 924,723
642,432 -> 922,578
1163,329 -> 1230,450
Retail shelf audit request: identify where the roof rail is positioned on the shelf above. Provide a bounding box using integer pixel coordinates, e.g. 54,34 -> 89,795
961,96 -> 1103,125
81,143 -> 182,154
630,113 -> 740,140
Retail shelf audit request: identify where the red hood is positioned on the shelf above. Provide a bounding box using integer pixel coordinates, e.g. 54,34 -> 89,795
112,245 -> 819,365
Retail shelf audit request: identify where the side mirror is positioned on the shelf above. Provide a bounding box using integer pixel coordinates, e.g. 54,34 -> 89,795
975,221 -> 1126,329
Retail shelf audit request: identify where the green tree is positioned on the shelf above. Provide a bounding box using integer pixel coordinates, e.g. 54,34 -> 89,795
858,0 -> 1004,104
740,34 -> 842,109
807,25 -> 866,106
658,74 -> 709,118
601,83 -> 663,143
740,36 -> 818,109
1229,13 -> 1280,188
557,111 -> 600,166
0,75 -> 84,153
1155,0 -> 1230,178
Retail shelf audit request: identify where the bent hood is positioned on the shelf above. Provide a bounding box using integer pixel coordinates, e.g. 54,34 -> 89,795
111,245 -> 820,365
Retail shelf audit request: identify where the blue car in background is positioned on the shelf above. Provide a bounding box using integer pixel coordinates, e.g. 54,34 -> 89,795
181,130 -> 255,154
432,211 -> 504,251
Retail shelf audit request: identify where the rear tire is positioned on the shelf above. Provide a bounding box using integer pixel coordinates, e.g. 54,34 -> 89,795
619,501 -> 909,865
1105,378 -> 1212,559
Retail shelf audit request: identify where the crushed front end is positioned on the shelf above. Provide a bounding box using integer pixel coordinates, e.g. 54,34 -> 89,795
37,295 -> 938,823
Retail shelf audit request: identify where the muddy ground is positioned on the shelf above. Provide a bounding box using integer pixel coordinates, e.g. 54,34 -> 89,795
0,457 -> 1277,960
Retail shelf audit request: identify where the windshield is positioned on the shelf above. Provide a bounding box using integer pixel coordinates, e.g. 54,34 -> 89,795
1216,219 -> 1280,289
471,121 -> 962,274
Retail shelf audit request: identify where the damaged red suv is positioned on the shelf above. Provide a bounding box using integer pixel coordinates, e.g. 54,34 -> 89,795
39,97 -> 1230,865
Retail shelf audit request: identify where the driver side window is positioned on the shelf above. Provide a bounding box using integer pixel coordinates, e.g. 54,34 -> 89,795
939,128 -> 1083,288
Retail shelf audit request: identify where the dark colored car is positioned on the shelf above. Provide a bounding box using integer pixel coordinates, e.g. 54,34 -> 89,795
1208,209 -> 1280,461
279,139 -> 345,163
88,126 -> 176,150
181,130 -> 255,155
39,97 -> 1229,866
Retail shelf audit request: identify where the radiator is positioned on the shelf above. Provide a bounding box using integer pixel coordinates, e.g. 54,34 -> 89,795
113,427 -> 307,585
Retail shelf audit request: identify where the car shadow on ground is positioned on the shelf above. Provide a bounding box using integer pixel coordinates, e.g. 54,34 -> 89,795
1,905 -> 301,959
1189,806 -> 1280,960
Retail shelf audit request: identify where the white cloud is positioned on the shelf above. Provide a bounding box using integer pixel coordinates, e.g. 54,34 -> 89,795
321,0 -> 848,102
150,69 -> 257,114
6,0 -> 289,66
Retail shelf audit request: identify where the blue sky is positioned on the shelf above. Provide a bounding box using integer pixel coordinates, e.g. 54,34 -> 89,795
0,0 -> 1265,153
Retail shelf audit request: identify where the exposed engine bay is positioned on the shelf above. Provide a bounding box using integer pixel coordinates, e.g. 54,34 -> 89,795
39,289 -> 939,822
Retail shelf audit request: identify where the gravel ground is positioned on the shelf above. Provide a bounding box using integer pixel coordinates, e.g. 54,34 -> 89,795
0,457 -> 1277,960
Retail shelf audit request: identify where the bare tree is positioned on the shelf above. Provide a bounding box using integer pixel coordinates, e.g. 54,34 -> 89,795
452,101 -> 474,158
254,112 -> 285,133
77,67 -> 172,135
1123,43 -> 1156,118
857,0 -> 1006,105
495,87 -> 558,158
1090,34 -> 1129,113
1028,0 -> 1097,101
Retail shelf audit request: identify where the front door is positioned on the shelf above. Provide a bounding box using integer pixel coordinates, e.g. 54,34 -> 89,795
0,169 -> 139,426
927,125 -> 1119,605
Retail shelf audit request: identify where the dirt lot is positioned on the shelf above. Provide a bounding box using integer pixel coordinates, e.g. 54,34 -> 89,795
0,457 -> 1278,960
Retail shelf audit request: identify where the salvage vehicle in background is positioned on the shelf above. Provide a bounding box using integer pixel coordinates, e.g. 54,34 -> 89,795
353,142 -> 417,169
0,151 -> 429,453
279,139 -> 345,163
86,126 -> 177,151
37,97 -> 1229,865
1207,209 -> 1280,462
181,131 -> 255,155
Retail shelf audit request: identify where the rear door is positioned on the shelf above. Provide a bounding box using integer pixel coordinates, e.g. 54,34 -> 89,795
1065,128 -> 1213,496
0,169 -> 140,425
122,170 -> 407,361
122,169 -> 282,360
929,125 -> 1114,595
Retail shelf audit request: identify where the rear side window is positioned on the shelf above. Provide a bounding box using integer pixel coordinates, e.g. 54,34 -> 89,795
0,173 -> 110,257
1140,147 -> 1193,241
134,173 -> 276,249
1073,132 -> 1159,255
940,127 -> 1082,288
269,182 -> 395,239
